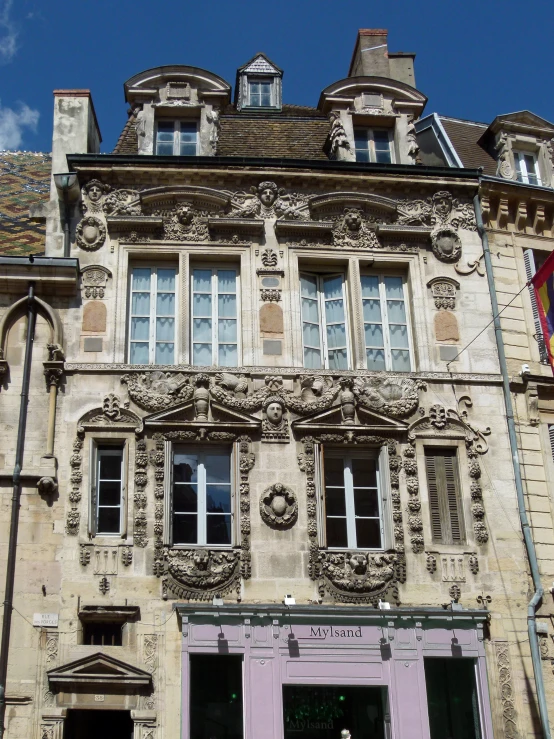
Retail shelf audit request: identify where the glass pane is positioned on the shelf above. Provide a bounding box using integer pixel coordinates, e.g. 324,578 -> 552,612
206,485 -> 231,513
326,322 -> 346,349
375,149 -> 391,164
179,124 -> 197,141
157,121 -> 174,137
218,319 -> 237,342
193,343 -> 212,366
131,317 -> 149,341
156,317 -> 174,341
190,656 -> 244,739
193,293 -> 212,316
366,348 -> 386,370
300,274 -> 317,298
363,299 -> 382,322
207,515 -> 232,545
157,268 -> 176,291
173,514 -> 197,544
325,487 -> 346,517
389,323 -> 409,349
193,317 -> 212,342
384,276 -> 404,299
219,344 -> 238,367
354,489 -> 379,517
155,342 -> 174,364
391,349 -> 411,372
356,518 -> 382,548
328,348 -> 348,370
218,294 -> 237,318
303,347 -> 321,369
387,299 -> 406,323
173,484 -> 197,512
323,275 -> 343,300
174,453 -> 198,482
131,292 -> 150,315
98,481 -> 121,506
425,658 -> 483,739
374,131 -> 390,146
98,452 -> 122,480
325,457 -> 345,488
365,323 -> 384,347
179,142 -> 197,156
97,507 -> 120,534
326,517 -> 347,548
193,269 -> 212,292
206,455 -> 231,484
157,292 -> 175,317
130,342 -> 149,364
361,275 -> 379,298
354,130 -> 369,150
301,297 -> 320,324
325,299 -> 345,325
356,148 -> 370,163
302,321 -> 321,348
352,457 -> 377,488
218,270 -> 237,292
156,141 -> 174,156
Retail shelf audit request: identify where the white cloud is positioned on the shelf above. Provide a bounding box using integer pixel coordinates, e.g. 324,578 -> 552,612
0,101 -> 39,150
0,0 -> 17,62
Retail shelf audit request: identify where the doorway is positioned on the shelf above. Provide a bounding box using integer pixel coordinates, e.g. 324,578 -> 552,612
64,709 -> 133,739
283,685 -> 388,739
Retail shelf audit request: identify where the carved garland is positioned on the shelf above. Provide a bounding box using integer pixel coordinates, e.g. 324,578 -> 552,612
151,436 -> 166,576
66,437 -> 83,535
402,442 -> 424,553
134,438 -> 148,547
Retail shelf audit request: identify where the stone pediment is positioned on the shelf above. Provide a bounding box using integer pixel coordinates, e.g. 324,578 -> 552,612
291,403 -> 408,435
47,652 -> 152,690
143,399 -> 261,431
77,394 -> 143,434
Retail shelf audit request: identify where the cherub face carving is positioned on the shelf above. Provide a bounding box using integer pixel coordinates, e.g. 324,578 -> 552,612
266,401 -> 283,425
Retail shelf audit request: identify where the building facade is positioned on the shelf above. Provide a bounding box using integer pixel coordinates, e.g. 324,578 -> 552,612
0,29 -> 551,739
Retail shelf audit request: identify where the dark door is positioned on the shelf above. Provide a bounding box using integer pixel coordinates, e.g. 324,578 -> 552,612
64,709 -> 133,739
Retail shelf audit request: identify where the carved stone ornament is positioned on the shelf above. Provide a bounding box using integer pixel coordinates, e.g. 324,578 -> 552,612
261,248 -> 278,267
427,277 -> 460,310
154,203 -> 209,241
262,395 -> 289,442
353,376 -> 426,418
260,483 -> 298,529
81,179 -> 110,214
319,551 -> 398,605
76,216 -> 106,251
77,393 -> 143,434
229,181 -> 308,220
494,641 -> 519,739
332,208 -> 380,249
80,265 -> 111,299
431,226 -> 462,263
260,289 -> 281,302
37,476 -> 58,496
397,190 -> 476,232
66,436 -> 83,534
328,112 -> 350,158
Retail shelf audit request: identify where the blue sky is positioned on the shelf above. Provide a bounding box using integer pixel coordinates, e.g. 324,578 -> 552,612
1,0 -> 553,153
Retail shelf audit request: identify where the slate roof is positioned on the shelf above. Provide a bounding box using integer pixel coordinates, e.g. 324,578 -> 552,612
0,151 -> 51,256
112,105 -> 329,159
438,116 -> 497,176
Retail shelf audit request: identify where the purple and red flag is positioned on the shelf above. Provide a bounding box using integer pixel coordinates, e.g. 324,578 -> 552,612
532,250 -> 554,372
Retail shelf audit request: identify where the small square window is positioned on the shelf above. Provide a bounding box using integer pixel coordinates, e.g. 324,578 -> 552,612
354,128 -> 393,164
155,121 -> 198,156
514,151 -> 541,186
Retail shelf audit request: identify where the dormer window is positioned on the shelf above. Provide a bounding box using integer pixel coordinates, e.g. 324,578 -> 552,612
235,53 -> 283,111
354,128 -> 393,164
248,79 -> 272,107
156,120 -> 198,156
515,151 -> 541,186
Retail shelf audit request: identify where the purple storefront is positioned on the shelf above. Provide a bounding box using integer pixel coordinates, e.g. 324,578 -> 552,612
176,604 -> 493,739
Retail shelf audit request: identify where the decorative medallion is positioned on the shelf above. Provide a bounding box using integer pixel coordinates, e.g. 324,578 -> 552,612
259,483 -> 298,529
430,226 -> 462,263
76,216 -> 106,251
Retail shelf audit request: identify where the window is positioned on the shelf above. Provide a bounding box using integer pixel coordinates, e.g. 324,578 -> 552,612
129,266 -> 176,364
424,449 -> 465,545
190,655 -> 244,739
155,120 -> 198,156
248,79 -> 272,107
515,150 -> 541,185
424,658 -> 483,739
323,451 -> 385,549
361,274 -> 412,371
82,622 -> 123,647
91,445 -> 125,536
191,267 -> 238,367
354,128 -> 393,163
300,273 -> 349,370
171,448 -> 232,546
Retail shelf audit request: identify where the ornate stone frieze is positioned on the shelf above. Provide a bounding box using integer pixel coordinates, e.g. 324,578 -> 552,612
102,188 -> 141,216
397,190 -> 476,231
408,397 -> 490,545
332,208 -> 380,249
353,376 -> 426,418
494,641 -> 519,739
228,181 -> 308,220
403,442 -> 424,553
134,439 -> 148,548
150,435 -> 166,576
76,216 -> 106,251
259,483 -> 298,529
427,277 -> 460,309
318,551 -> 398,605
77,393 -> 143,434
122,371 -> 194,412
153,203 -> 209,241
66,437 -> 83,535
142,633 -> 158,710
260,288 -> 281,302
80,265 -> 111,299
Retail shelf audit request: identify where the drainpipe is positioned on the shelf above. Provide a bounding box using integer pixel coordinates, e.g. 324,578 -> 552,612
0,283 -> 37,739
475,192 -> 551,739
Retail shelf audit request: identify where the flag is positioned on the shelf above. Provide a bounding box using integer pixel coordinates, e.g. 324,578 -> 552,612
532,249 -> 554,372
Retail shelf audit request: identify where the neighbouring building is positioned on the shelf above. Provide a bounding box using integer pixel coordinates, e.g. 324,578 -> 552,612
0,29 -> 552,739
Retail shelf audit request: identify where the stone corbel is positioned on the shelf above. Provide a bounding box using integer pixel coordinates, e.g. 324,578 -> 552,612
480,196 -> 490,226
534,204 -> 546,235
525,381 -> 539,426
515,201 -> 528,232
497,198 -> 510,230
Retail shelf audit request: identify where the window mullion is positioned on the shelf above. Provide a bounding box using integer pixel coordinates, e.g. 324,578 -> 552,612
318,277 -> 328,369
173,121 -> 179,156
199,454 -> 207,545
344,458 -> 356,548
380,277 -> 392,370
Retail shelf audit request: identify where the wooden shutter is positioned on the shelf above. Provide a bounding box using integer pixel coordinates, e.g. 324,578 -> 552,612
524,249 -> 549,363
425,449 -> 465,544
548,425 -> 554,463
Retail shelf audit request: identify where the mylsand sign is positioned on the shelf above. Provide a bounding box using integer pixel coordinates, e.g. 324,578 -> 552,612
295,625 -> 364,641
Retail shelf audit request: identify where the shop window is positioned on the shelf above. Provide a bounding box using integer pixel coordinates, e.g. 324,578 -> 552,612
322,449 -> 387,550
361,274 -> 413,371
514,150 -> 541,186
191,267 -> 239,367
424,448 -> 465,545
90,443 -> 126,536
424,658 -> 483,739
190,655 -> 243,739
170,448 -> 233,546
354,128 -> 393,163
129,265 -> 177,365
155,120 -> 198,156
300,273 -> 350,370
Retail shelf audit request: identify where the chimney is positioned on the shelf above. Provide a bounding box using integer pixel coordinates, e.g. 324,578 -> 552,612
348,29 -> 416,87
51,90 -> 101,178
